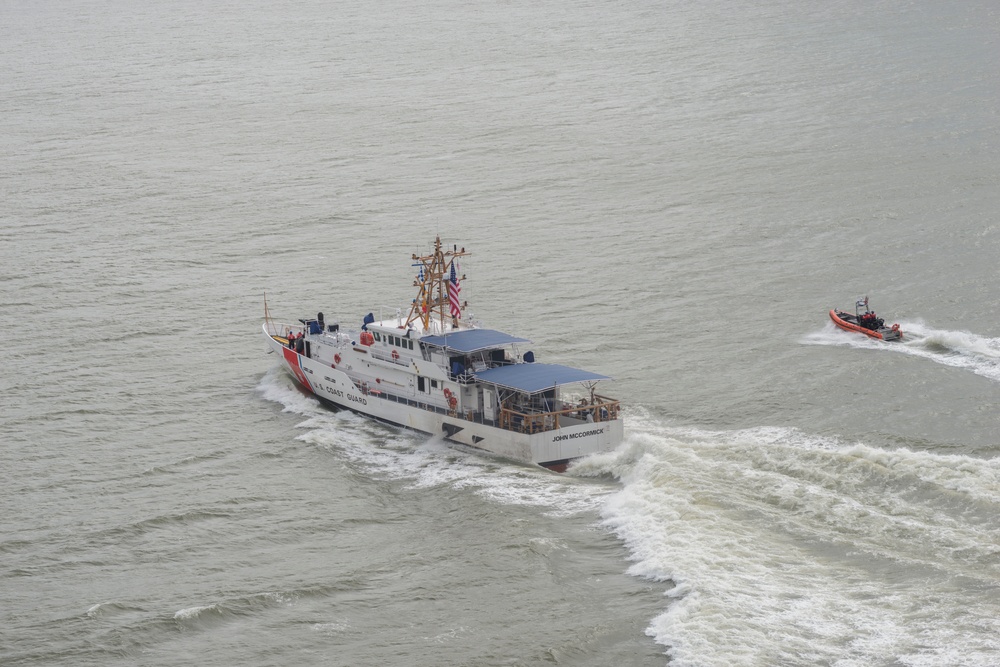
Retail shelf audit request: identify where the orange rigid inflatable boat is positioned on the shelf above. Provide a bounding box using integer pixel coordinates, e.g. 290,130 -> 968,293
830,296 -> 902,341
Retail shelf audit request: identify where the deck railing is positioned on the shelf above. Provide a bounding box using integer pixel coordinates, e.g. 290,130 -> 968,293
498,395 -> 620,434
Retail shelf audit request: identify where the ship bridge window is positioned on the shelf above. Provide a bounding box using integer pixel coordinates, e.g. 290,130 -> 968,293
374,332 -> 381,342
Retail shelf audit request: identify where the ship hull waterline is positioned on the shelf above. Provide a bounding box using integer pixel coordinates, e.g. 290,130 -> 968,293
829,309 -> 902,341
265,327 -> 623,471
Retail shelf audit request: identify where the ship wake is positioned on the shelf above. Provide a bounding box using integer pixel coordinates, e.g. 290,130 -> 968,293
573,411 -> 1000,667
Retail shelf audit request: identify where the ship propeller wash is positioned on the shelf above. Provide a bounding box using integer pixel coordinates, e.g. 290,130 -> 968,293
262,237 -> 623,471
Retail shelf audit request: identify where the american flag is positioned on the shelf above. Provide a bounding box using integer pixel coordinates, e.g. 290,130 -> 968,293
448,262 -> 461,318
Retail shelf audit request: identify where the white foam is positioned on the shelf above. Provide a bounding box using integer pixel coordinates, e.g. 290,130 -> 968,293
897,321 -> 1000,382
257,367 -> 325,417
589,418 -> 1000,666
803,321 -> 1000,382
173,604 -> 217,620
260,369 -> 613,517
298,425 -> 612,517
311,621 -> 350,634
801,320 -> 887,350
258,372 -> 1000,664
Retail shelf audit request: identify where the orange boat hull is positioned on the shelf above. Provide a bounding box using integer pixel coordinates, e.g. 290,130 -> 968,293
829,309 -> 902,341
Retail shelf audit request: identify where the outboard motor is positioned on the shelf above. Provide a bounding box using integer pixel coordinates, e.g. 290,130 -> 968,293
317,312 -> 325,331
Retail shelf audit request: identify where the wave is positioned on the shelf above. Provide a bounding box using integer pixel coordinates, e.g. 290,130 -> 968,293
258,370 -> 1000,666
256,368 -> 615,517
86,601 -> 147,618
79,584 -> 365,660
802,321 -> 1000,383
576,412 -> 1000,667
172,604 -> 220,621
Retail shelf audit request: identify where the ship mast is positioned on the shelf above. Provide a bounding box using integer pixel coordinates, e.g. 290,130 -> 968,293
405,236 -> 469,332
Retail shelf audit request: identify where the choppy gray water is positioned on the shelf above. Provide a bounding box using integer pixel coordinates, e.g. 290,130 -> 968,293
3,1 -> 1000,665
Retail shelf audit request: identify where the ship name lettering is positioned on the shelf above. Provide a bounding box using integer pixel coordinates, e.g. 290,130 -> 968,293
552,428 -> 604,442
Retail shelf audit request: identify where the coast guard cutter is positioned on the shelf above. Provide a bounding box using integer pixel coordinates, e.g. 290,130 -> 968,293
262,237 -> 623,471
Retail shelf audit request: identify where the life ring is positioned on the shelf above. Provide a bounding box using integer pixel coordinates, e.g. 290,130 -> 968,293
443,388 -> 452,398
891,323 -> 900,332
391,349 -> 399,360
334,353 -> 341,364
448,395 -> 458,409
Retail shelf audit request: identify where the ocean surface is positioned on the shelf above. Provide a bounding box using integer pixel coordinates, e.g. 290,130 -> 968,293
3,0 -> 1000,665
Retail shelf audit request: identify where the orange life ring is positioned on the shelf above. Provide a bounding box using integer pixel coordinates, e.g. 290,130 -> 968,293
334,353 -> 341,364
391,349 -> 399,360
891,323 -> 900,332
448,395 -> 458,409
443,388 -> 452,398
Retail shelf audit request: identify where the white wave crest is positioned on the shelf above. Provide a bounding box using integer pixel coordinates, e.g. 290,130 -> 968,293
173,603 -> 218,620
587,417 -> 1000,667
259,368 -> 613,517
803,321 -> 1000,382
258,370 -> 1000,665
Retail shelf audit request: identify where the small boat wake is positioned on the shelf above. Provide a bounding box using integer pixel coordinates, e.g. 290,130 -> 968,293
803,321 -> 1000,383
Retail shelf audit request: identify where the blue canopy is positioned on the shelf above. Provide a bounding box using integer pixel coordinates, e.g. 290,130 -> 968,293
474,363 -> 611,394
420,329 -> 530,354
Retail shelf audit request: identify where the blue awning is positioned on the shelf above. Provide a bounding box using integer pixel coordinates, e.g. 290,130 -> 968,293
474,363 -> 611,394
420,329 -> 530,354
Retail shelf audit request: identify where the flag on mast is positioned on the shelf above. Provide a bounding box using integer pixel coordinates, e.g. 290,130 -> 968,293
448,262 -> 462,318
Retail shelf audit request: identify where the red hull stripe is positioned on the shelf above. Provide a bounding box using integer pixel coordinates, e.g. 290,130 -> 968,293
282,347 -> 313,391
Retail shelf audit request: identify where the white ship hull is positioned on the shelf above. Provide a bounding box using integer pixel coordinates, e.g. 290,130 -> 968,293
263,326 -> 623,469
261,237 -> 623,471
